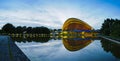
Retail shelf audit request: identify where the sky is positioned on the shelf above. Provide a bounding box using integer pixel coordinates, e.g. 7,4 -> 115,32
0,0 -> 120,29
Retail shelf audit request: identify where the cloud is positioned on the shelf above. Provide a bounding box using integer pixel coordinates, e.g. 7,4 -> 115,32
0,5 -> 83,29
0,0 -> 120,29
0,9 -> 63,29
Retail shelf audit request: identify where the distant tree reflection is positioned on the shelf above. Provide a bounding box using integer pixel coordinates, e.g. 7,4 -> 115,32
11,37 -> 50,43
101,39 -> 120,59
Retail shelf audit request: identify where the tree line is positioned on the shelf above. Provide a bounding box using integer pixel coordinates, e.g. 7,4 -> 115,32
0,23 -> 50,34
100,18 -> 120,38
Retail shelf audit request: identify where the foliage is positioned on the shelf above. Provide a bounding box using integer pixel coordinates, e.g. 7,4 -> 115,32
2,23 -> 15,33
1,23 -> 50,34
100,18 -> 120,37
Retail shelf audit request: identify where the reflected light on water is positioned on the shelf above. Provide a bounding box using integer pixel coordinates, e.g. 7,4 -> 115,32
62,38 -> 92,51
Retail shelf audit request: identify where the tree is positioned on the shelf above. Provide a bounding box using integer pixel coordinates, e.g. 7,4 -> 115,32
31,26 -> 50,34
40,26 -> 50,34
110,20 -> 120,37
101,18 -> 120,38
26,27 -> 32,33
15,26 -> 23,33
101,18 -> 115,35
1,23 -> 50,34
2,23 -> 15,33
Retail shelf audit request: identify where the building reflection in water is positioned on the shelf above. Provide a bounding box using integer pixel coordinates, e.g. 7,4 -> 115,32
62,37 -> 93,51
101,39 -> 120,59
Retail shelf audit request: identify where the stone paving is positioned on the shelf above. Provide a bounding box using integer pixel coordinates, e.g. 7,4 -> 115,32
0,36 -> 30,61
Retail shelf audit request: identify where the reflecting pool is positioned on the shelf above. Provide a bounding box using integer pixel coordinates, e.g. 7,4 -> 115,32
13,37 -> 120,61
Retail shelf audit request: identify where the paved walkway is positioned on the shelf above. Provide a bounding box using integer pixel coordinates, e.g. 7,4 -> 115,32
100,36 -> 120,44
0,36 -> 30,61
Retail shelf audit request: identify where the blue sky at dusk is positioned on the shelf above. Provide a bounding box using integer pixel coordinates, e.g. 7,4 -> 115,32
0,0 -> 120,29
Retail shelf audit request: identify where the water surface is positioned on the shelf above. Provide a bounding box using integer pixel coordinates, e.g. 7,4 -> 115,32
15,38 -> 120,61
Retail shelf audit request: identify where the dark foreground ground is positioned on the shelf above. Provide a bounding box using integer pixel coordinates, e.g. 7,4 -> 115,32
0,36 -> 30,61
